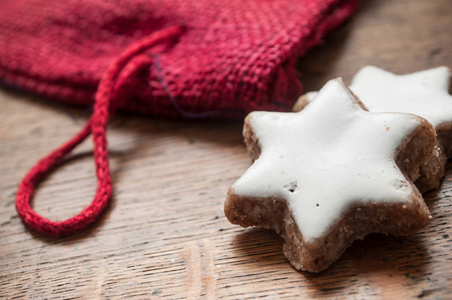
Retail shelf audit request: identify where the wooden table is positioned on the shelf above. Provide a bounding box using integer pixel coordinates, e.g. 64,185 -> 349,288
1,0 -> 451,298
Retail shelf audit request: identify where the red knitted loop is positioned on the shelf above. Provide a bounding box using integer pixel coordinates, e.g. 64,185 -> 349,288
15,25 -> 185,237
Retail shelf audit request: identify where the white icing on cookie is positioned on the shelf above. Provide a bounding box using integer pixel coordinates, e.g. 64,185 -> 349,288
302,91 -> 319,103
231,79 -> 422,242
302,66 -> 452,129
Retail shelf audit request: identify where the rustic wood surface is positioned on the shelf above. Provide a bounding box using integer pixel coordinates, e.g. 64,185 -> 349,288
1,0 -> 451,298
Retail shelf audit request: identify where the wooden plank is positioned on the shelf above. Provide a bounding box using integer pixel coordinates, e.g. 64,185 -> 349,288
1,0 -> 451,298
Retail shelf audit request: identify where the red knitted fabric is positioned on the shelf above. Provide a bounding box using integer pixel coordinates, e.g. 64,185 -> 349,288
0,0 -> 358,236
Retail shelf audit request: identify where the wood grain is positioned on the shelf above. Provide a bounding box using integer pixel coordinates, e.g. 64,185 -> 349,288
1,0 -> 451,298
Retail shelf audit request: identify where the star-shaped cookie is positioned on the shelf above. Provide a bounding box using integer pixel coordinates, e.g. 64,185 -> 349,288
294,66 -> 452,192
225,79 -> 434,273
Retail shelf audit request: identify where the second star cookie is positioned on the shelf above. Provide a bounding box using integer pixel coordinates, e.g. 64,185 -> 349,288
225,79 -> 435,273
294,66 -> 452,193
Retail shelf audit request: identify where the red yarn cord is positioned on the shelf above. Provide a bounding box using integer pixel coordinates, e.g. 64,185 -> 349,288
15,25 -> 185,237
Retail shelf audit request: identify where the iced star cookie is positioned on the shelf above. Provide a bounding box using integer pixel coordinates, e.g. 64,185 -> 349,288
294,66 -> 452,193
225,79 -> 435,273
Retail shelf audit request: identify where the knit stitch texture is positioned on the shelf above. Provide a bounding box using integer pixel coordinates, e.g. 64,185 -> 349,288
0,0 -> 357,118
